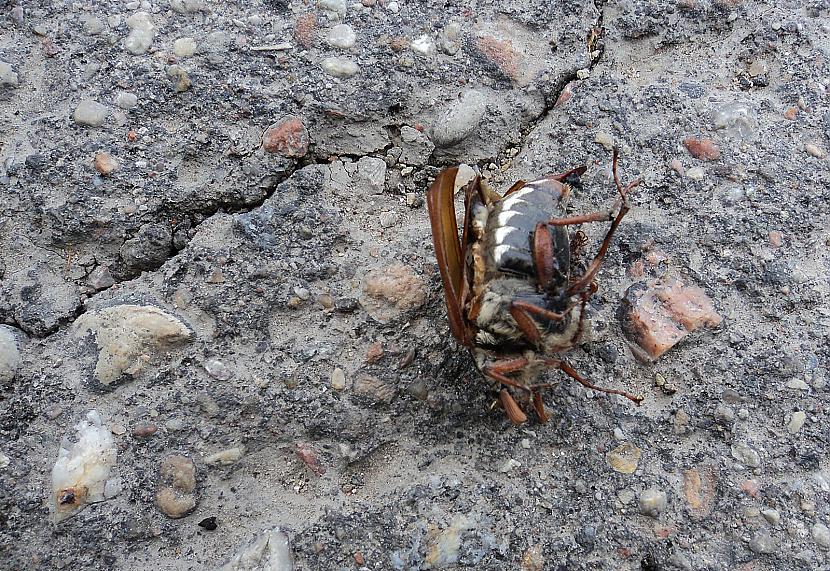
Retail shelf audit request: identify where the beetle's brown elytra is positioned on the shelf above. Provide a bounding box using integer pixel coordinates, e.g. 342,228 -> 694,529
427,148 -> 643,423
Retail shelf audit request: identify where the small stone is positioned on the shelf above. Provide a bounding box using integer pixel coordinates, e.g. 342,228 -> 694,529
768,230 -> 783,248
594,131 -> 614,150
0,452 -> 9,469
786,378 -> 810,390
521,545 -> 544,571
387,1 -> 399,12
621,277 -> 722,360
94,152 -> 119,175
812,523 -> 830,549
365,342 -> 384,363
131,421 -> 157,438
686,166 -> 704,180
155,454 -> 197,518
749,532 -> 776,554
712,102 -> 757,141
166,64 -> 191,92
124,11 -> 155,55
205,447 -> 245,466
109,423 -> 127,436
475,35 -> 521,83
115,92 -> 138,109
353,376 -> 396,404
0,61 -> 19,87
439,21 -> 462,55
683,137 -> 720,161
331,367 -> 346,390
761,509 -> 781,526
219,528 -> 294,571
787,411 -> 807,433
683,466 -> 716,520
72,305 -> 193,385
714,404 -> 735,424
326,24 -> 355,49
204,359 -> 232,381
73,99 -> 109,127
740,479 -> 761,497
173,37 -> 197,58
606,442 -> 641,474
318,0 -> 346,16
0,326 -> 23,386
411,35 -> 434,55
262,117 -> 309,157
362,263 -> 427,321
639,488 -> 667,517
353,552 -> 365,565
499,459 -> 521,473
355,156 -> 386,193
453,164 -> 477,193
432,90 -> 487,147
294,287 -> 310,301
784,107 -> 798,120
425,515 -> 472,567
804,143 -> 827,159
320,56 -> 359,78
379,212 -> 397,228
294,13 -> 317,49
82,15 -> 104,35
669,158 -> 685,176
198,516 -> 218,531
399,125 -> 435,165
731,443 -> 761,468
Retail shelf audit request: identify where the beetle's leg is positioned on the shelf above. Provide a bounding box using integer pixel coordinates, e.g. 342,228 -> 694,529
542,358 -> 643,404
546,165 -> 588,183
568,289 -> 592,347
532,390 -> 549,423
510,300 -> 569,322
570,230 -> 589,259
499,389 -> 528,424
612,146 -> 641,202
508,304 -> 543,345
482,357 -> 532,393
546,209 -> 619,227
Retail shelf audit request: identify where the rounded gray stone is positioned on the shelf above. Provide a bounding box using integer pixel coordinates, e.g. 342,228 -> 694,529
73,99 -> 110,127
431,90 -> 487,148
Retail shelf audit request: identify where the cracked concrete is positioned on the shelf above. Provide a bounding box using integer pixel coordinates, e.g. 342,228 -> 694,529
2,1 -> 830,570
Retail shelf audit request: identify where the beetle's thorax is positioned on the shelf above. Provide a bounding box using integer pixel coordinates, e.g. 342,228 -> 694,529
466,178 -> 584,356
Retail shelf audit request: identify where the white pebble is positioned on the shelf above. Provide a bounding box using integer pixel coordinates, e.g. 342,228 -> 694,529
786,378 -> 810,390
387,1 -> 399,13
805,143 -> 827,159
124,12 -> 155,55
411,35 -> 434,55
813,522 -> 830,549
0,61 -> 18,87
639,488 -> 667,517
320,56 -> 359,78
686,166 -> 704,180
173,37 -> 197,58
331,367 -> 346,390
379,212 -> 397,228
73,99 -> 110,127
787,411 -> 807,433
326,24 -> 356,49
115,92 -> 138,109
318,0 -> 347,16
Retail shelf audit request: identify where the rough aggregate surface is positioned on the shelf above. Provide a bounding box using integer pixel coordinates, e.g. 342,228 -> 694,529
1,0 -> 829,570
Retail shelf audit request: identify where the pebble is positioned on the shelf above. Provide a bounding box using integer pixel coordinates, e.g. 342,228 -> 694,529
768,230 -> 783,248
51,411 -> 118,522
204,358 -> 232,381
594,131 -> 614,150
131,421 -> 157,438
749,532 -> 776,554
499,458 -> 521,473
730,443 -> 761,468
786,378 -> 810,390
362,263 -> 427,321
439,22 -> 462,55
386,1 -> 399,13
155,454 -> 197,518
73,99 -> 110,127
683,467 -> 716,519
748,59 -> 767,77
787,411 -> 807,433
0,326 -> 22,385
81,15 -> 104,35
320,56 -> 359,78
205,447 -> 245,466
683,137 -> 720,161
804,143 -> 827,159
124,12 -> 155,55
411,35 -> 434,55
712,102 -> 756,141
71,305 -> 193,385
355,156 -> 387,193
425,515 -> 472,567
686,166 -> 704,180
379,212 -> 397,228
812,523 -> 830,549
639,488 -> 667,517
761,508 -> 781,526
319,0 -> 346,16
262,117 -> 309,158
365,341 -> 384,363
0,61 -> 19,87
173,37 -> 197,58
475,35 -> 521,83
294,13 -> 317,49
620,277 -> 722,360
399,126 -> 434,165
606,442 -> 641,474
218,528 -> 293,571
94,152 -> 119,175
326,24 -> 355,49
331,367 -> 346,390
432,90 -> 487,147
784,107 -> 798,120
353,376 -> 396,404
115,92 -> 138,109
0,452 -> 9,469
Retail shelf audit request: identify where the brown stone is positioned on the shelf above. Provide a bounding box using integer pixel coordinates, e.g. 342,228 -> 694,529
94,152 -> 119,175
294,13 -> 317,49
132,421 -> 157,438
365,341 -> 384,363
363,264 -> 427,310
683,137 -> 721,161
296,442 -> 325,476
262,117 -> 309,158
475,35 -> 520,83
683,466 -> 717,520
768,230 -> 783,248
621,276 -> 722,360
784,107 -> 798,120
155,454 -> 197,518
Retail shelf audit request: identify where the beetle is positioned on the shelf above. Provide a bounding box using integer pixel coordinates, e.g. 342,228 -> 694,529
426,148 -> 643,423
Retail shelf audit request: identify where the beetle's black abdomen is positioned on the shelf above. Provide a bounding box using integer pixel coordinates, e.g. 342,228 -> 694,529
483,181 -> 570,289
